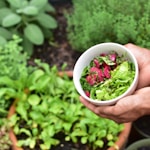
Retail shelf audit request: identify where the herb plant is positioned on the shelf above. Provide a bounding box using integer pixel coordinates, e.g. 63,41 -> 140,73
0,0 -> 57,55
66,0 -> 150,52
0,35 -> 28,80
9,61 -> 124,150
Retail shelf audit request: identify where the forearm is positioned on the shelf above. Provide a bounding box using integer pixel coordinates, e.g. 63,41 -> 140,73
137,66 -> 150,89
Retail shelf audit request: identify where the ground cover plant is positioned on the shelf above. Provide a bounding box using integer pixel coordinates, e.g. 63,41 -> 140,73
66,0 -> 150,52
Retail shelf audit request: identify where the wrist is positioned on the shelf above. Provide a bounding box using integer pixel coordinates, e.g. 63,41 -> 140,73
140,98 -> 150,116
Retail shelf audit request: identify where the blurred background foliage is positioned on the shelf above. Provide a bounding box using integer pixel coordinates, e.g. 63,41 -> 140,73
66,0 -> 150,52
0,0 -> 57,55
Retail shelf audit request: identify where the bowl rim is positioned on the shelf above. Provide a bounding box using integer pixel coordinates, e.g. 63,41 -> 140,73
73,42 -> 139,105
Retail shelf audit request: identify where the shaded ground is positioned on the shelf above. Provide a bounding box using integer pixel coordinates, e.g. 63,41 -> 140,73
31,1 -> 82,71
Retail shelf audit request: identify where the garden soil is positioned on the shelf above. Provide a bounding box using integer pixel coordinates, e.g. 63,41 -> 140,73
30,2 -> 82,71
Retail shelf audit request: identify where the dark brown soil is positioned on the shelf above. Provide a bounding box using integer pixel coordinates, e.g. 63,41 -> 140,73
30,1 -> 82,71
51,133 -> 89,150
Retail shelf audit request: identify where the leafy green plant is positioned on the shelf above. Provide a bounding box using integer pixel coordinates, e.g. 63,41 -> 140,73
66,0 -> 150,52
0,35 -> 28,120
0,35 -> 28,80
0,34 -> 124,149
9,60 -> 124,150
0,0 -> 58,55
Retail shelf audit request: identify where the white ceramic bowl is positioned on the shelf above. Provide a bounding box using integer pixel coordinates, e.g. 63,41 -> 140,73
73,43 -> 139,106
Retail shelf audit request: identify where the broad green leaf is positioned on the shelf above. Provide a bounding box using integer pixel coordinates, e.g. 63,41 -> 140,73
17,140 -> 26,147
98,130 -> 107,138
36,13 -> 57,29
45,4 -> 55,12
17,138 -> 32,147
108,140 -> 115,147
0,1 -> 7,8
81,136 -> 88,144
0,8 -> 12,24
65,136 -> 70,141
40,144 -> 49,150
41,126 -> 55,141
29,75 -> 51,91
7,0 -> 22,8
29,110 -> 44,121
2,13 -> 21,27
46,126 -> 55,137
43,138 -> 59,148
13,76 -> 28,91
27,94 -> 41,105
63,123 -> 72,132
29,0 -> 47,10
22,6 -> 38,16
0,88 -> 16,97
27,69 -> 45,86
16,1 -> 29,13
20,128 -> 32,136
0,27 -> 12,39
95,140 -> 104,148
107,134 -> 113,140
29,138 -> 36,149
71,129 -> 87,137
17,137 -> 35,149
40,137 -> 59,150
16,102 -> 28,120
24,24 -> 44,45
0,76 -> 15,88
22,35 -> 34,56
18,92 -> 28,101
39,100 -> 48,113
70,135 -> 77,143
32,128 -> 38,136
34,59 -> 51,74
0,36 -> 7,46
0,109 -> 7,116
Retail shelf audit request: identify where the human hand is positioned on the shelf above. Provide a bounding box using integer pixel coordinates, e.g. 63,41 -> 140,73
125,43 -> 150,89
80,87 -> 150,123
